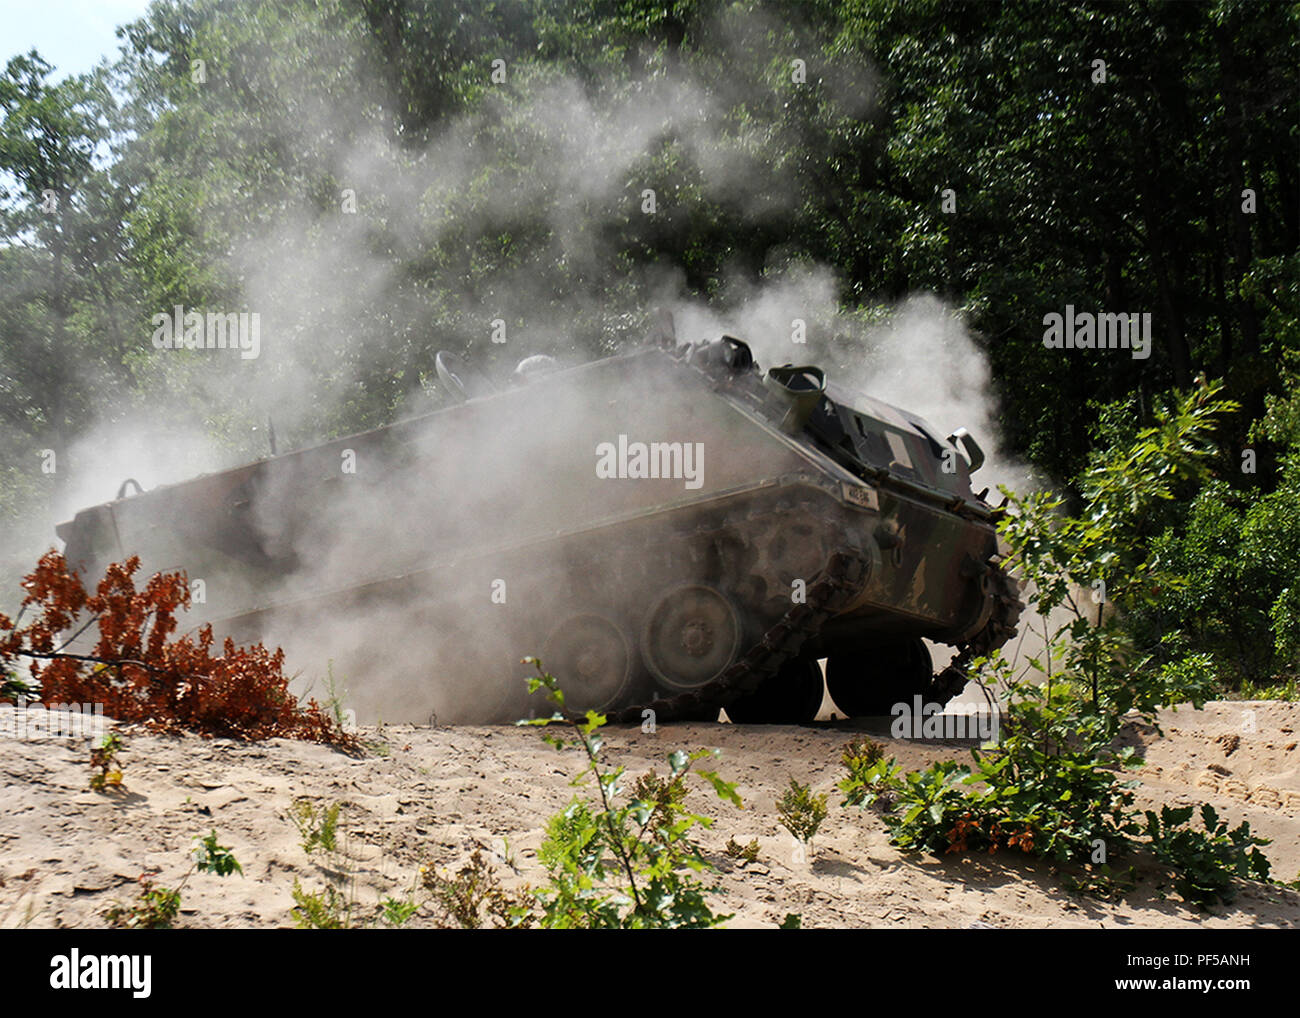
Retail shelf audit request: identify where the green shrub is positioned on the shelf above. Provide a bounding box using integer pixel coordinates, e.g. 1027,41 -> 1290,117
519,658 -> 742,928
1143,804 -> 1270,907
106,830 -> 242,928
1134,478 -> 1300,687
1114,357 -> 1300,692
841,381 -> 1277,909
290,799 -> 341,855
777,778 -> 828,846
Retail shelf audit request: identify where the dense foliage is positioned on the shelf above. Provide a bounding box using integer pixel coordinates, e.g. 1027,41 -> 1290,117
841,381 -> 1276,908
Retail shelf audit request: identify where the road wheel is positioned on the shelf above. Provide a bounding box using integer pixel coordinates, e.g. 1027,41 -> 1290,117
641,583 -> 743,691
541,613 -> 633,712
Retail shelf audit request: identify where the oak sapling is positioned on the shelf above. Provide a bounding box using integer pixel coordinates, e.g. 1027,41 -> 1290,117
105,830 -> 242,929
89,731 -> 124,793
777,778 -> 828,846
519,657 -> 743,928
0,552 -> 358,751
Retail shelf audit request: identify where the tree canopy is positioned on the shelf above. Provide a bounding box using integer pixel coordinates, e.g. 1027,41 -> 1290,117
1,0 -> 1297,556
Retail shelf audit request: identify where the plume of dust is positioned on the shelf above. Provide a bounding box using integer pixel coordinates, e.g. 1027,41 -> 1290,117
0,419 -> 230,616
668,272 -> 1034,498
52,420 -> 228,524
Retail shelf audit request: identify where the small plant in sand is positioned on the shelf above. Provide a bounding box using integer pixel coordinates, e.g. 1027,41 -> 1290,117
420,849 -> 534,929
840,736 -> 886,780
724,837 -> 760,864
518,657 -> 743,928
777,778 -> 828,846
288,800 -> 368,929
290,881 -> 354,929
288,799 -> 421,929
292,870 -> 408,929
105,830 -> 242,929
379,891 -> 421,928
88,731 -> 124,793
106,876 -> 181,930
320,661 -> 354,734
290,798 -> 341,855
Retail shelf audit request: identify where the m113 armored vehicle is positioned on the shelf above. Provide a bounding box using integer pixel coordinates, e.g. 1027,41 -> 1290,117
56,323 -> 1021,724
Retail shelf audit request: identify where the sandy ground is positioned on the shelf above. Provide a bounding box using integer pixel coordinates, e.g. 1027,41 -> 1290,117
2,699 -> 1298,929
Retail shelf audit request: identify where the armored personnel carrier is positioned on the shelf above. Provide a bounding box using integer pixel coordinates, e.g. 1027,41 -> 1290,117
56,326 -> 1021,724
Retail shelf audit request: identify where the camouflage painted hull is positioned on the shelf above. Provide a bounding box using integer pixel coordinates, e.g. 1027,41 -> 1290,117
57,337 -> 1022,723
